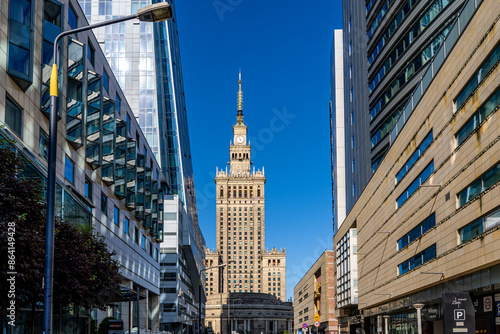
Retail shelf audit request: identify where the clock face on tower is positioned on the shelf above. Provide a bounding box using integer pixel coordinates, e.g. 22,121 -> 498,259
236,135 -> 245,144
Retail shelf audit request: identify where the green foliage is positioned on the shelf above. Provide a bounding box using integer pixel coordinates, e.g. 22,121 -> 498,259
0,138 -> 122,318
97,317 -> 116,334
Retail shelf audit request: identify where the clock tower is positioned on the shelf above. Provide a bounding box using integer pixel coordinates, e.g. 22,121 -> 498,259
230,73 -> 251,175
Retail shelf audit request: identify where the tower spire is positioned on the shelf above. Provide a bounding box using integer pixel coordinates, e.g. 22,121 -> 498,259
236,70 -> 244,125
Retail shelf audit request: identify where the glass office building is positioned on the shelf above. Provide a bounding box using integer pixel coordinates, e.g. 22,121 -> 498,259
78,1 -> 206,332
339,0 -> 467,214
1,0 -> 167,329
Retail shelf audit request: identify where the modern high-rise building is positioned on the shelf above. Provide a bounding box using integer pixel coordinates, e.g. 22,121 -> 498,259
203,74 -> 289,333
1,0 -> 168,329
334,1 -> 500,333
340,0 -> 467,214
330,29 -> 347,232
77,0 -> 206,332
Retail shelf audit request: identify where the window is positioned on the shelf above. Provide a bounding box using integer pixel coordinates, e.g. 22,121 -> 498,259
135,227 -> 139,244
126,114 -> 131,133
101,192 -> 107,215
124,217 -> 129,235
103,69 -> 109,92
398,244 -> 436,275
154,248 -> 158,261
351,112 -> 354,125
142,235 -> 146,250
349,42 -> 352,56
352,183 -> 356,197
456,88 -> 500,146
459,207 -> 500,243
68,4 -> 77,29
352,159 -> 355,173
5,96 -> 23,137
39,128 -> 49,160
455,43 -> 500,110
397,161 -> 434,208
116,94 -> 121,114
351,135 -> 355,149
458,163 -> 500,208
397,131 -> 433,183
7,0 -> 34,90
87,39 -> 95,66
65,156 -> 74,184
350,88 -> 353,102
114,206 -> 119,226
397,214 -> 436,250
85,177 -> 92,200
349,65 -> 352,79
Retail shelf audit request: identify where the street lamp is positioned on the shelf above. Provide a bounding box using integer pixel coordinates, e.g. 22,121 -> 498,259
42,4 -> 172,334
413,304 -> 425,334
199,263 -> 228,334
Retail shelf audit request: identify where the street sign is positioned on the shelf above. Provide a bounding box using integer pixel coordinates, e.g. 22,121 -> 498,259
443,292 -> 475,334
314,321 -> 320,328
314,313 -> 320,322
302,323 -> 308,329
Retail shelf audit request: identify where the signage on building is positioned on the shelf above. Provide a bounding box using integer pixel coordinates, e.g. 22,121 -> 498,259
443,293 -> 475,334
108,320 -> 123,334
495,294 -> 500,302
314,313 -> 320,322
483,296 -> 493,312
422,305 -> 441,321
377,315 -> 382,333
496,302 -> 500,317
496,317 -> 500,325
314,322 -> 320,328
303,323 -> 308,329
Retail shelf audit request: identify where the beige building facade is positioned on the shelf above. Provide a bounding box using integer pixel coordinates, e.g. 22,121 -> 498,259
204,74 -> 288,333
334,1 -> 500,334
294,251 -> 338,334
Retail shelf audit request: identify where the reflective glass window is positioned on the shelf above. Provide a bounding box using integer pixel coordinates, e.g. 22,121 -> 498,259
85,177 -> 92,200
39,128 -> 49,160
458,162 -> 500,207
124,217 -> 129,235
456,44 -> 500,109
456,88 -> 500,146
114,206 -> 119,226
397,131 -> 433,183
101,192 -> 107,214
103,69 -> 109,92
64,155 -> 74,184
397,161 -> 434,207
5,96 -> 23,137
68,4 -> 77,29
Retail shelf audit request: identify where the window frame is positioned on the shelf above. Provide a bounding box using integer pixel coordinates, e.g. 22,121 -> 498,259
5,95 -> 24,137
64,155 -> 75,184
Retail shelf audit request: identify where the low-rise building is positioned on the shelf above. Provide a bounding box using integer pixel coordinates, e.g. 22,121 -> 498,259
294,251 -> 338,334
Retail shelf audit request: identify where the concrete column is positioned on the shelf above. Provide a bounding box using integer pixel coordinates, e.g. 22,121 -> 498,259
274,320 -> 277,334
265,320 -> 268,334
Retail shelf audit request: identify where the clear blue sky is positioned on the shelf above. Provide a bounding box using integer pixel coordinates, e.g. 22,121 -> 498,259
175,0 -> 342,301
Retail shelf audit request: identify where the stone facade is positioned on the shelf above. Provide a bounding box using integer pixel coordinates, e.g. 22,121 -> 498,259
205,293 -> 293,334
205,74 -> 286,301
333,1 -> 500,334
294,251 -> 338,334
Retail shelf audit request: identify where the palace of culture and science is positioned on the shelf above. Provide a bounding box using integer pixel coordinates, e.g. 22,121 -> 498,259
204,75 -> 292,334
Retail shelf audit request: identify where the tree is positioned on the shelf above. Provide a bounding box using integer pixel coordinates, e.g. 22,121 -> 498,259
0,138 -> 122,332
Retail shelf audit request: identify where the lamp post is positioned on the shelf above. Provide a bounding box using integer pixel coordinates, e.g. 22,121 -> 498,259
42,4 -> 172,334
199,264 -> 228,334
413,304 -> 425,334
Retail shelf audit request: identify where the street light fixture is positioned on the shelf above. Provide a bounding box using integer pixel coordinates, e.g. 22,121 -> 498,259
413,303 -> 425,334
199,263 -> 228,334
43,4 -> 172,334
